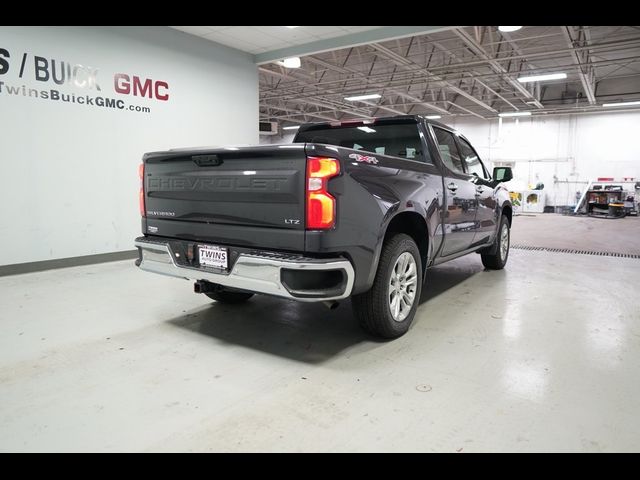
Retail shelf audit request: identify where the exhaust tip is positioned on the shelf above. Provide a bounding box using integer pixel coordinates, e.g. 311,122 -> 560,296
323,301 -> 340,310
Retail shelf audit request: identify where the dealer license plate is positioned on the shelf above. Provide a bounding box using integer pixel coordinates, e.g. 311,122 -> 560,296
198,244 -> 228,270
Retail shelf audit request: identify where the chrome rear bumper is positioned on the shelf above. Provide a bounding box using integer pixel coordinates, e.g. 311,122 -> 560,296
134,237 -> 354,302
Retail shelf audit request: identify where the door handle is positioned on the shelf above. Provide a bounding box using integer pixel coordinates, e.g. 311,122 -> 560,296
447,182 -> 458,192
193,154 -> 223,167
476,186 -> 485,194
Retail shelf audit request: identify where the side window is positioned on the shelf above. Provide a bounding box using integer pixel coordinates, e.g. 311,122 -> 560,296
433,127 -> 464,174
458,137 -> 488,179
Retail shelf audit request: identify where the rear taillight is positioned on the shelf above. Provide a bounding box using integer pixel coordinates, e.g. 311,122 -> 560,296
306,156 -> 340,229
139,163 -> 146,217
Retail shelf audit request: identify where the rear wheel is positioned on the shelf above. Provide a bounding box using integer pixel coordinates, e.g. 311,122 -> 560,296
205,290 -> 254,304
481,214 -> 510,270
352,233 -> 423,339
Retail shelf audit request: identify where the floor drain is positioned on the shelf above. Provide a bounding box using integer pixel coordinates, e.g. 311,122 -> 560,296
511,244 -> 640,259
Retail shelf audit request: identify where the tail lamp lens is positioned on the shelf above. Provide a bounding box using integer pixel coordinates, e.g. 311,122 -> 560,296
306,157 -> 340,229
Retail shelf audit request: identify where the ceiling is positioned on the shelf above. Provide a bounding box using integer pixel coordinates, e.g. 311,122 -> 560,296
170,26 -> 640,125
171,26 -> 383,55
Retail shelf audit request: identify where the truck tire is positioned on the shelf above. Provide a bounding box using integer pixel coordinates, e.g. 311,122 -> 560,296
352,233 -> 423,339
205,290 -> 254,304
481,214 -> 510,270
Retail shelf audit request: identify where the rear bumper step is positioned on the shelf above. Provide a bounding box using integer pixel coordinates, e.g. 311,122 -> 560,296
134,237 -> 354,302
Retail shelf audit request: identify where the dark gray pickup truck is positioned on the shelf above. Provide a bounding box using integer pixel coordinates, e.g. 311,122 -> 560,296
135,115 -> 513,338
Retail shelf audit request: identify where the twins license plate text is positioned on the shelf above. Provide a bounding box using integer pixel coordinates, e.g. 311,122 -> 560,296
198,244 -> 228,270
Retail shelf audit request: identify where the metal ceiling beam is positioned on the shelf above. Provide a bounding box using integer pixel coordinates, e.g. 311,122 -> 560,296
266,100 -> 639,120
304,55 -> 450,115
260,65 -> 376,119
258,27 -> 640,122
419,37 -> 640,73
261,38 -> 640,88
453,27 -> 545,109
258,66 -> 312,83
370,42 -> 496,115
260,56 -> 640,106
430,39 -> 520,110
260,45 -> 640,100
445,102 -> 487,119
259,103 -> 337,122
260,112 -> 329,122
561,26 -> 597,104
498,30 -> 544,104
297,98 -> 373,119
499,32 -> 536,72
253,26 -> 458,64
360,100 -> 408,116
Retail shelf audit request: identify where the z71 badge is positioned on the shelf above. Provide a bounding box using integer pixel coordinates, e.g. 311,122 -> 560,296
348,153 -> 379,165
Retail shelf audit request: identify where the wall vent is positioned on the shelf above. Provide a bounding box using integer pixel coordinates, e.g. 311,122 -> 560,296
259,121 -> 278,135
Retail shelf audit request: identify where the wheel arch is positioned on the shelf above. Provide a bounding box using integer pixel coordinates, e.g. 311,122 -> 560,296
502,202 -> 513,227
382,211 -> 430,279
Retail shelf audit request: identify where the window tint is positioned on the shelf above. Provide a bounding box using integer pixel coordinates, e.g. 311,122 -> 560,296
457,137 -> 488,179
294,123 -> 432,163
433,127 -> 464,173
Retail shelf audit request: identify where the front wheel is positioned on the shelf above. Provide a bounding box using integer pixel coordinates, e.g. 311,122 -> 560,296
481,214 -> 510,270
352,233 -> 423,339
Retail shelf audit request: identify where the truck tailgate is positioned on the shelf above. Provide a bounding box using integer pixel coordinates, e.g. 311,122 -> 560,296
142,145 -> 307,251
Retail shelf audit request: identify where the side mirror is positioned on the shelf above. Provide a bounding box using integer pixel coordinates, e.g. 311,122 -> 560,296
493,167 -> 513,183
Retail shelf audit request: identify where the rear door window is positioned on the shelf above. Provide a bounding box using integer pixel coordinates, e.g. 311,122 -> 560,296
457,137 -> 489,179
433,127 -> 465,174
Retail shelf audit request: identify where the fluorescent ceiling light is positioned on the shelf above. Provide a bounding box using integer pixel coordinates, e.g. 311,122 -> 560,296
282,125 -> 300,130
357,126 -> 376,133
602,100 -> 640,107
282,57 -> 301,68
425,115 -> 441,119
499,26 -> 522,32
344,93 -> 382,101
285,26 -> 300,29
499,111 -> 532,117
518,73 -> 567,83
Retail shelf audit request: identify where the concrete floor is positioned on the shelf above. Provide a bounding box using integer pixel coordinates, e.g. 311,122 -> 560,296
511,213 -> 640,255
1,246 -> 639,452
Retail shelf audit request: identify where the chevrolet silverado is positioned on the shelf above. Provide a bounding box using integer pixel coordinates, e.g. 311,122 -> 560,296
135,115 -> 513,338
